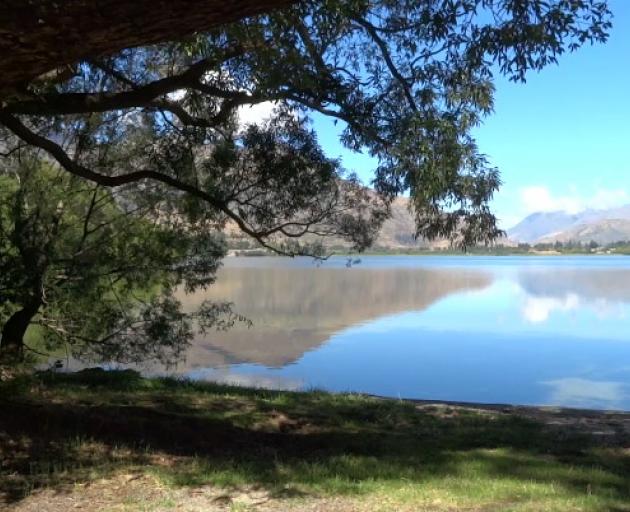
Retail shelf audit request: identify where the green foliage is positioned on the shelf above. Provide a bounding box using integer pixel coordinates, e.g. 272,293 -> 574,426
0,0 -> 612,251
0,159 -> 243,363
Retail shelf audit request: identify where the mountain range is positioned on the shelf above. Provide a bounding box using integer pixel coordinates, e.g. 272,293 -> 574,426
380,200 -> 630,247
228,194 -> 630,250
507,204 -> 630,245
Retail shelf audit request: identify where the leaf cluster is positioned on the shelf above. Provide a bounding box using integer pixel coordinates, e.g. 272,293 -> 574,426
0,158 -> 239,363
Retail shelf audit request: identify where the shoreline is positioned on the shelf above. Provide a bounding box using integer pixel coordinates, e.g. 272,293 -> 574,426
370,394 -> 630,444
226,250 -> 627,257
7,368 -> 629,443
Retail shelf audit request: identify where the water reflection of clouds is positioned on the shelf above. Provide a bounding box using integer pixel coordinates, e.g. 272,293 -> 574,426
541,378 -> 627,409
185,367 -> 304,391
522,294 -> 580,323
521,293 -> 629,324
518,268 -> 630,325
590,298 -> 628,320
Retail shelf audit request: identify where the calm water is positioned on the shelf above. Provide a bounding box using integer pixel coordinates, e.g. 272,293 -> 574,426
164,256 -> 630,410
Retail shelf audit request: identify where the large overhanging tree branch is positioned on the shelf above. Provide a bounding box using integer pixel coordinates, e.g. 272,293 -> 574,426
0,0 -> 296,98
0,109 -> 380,256
0,111 -> 282,243
1,49 -> 254,117
0,0 -> 612,251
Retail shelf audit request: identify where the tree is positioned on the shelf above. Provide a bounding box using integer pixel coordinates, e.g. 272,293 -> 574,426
0,1 -> 612,360
0,1 -> 611,251
0,0 -> 296,97
0,158 -> 244,362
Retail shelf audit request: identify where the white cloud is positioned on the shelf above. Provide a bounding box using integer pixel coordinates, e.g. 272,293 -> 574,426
519,185 -> 629,215
167,89 -> 187,101
520,186 -> 582,214
589,188 -> 630,210
237,101 -> 277,127
168,69 -> 277,128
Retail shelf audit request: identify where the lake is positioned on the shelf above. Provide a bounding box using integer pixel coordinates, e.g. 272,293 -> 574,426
167,256 -> 630,410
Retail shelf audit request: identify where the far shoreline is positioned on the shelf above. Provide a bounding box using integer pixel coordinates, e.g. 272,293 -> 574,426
227,250 -> 630,257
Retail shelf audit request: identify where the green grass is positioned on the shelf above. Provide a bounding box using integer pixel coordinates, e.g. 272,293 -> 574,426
1,369 -> 629,511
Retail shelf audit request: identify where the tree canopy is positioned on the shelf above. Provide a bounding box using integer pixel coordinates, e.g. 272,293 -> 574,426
0,0 -> 612,361
0,158 -> 247,362
0,1 -> 611,249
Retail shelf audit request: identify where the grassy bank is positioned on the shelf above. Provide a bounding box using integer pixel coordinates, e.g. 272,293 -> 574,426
1,370 -> 629,511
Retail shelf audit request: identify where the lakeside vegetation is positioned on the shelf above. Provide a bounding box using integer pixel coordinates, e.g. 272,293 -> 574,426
229,239 -> 630,257
1,370 -> 629,511
0,3 -> 623,511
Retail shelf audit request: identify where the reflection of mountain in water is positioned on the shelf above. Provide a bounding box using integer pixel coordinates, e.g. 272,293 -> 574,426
518,269 -> 630,302
178,266 -> 491,368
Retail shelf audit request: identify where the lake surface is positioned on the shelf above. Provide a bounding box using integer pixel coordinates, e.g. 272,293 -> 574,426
165,256 -> 630,410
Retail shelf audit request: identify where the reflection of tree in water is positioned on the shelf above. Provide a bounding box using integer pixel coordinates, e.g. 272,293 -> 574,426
518,269 -> 630,302
178,266 -> 491,368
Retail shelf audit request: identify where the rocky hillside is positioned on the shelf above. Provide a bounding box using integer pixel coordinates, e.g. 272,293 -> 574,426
508,204 -> 630,244
537,218 -> 630,245
372,197 -> 429,249
226,196 -> 434,251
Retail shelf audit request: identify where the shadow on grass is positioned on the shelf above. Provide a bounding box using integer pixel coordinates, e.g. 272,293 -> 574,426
1,369 -> 629,509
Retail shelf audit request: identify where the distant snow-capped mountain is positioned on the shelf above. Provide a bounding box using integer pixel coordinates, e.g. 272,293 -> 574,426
508,204 -> 630,244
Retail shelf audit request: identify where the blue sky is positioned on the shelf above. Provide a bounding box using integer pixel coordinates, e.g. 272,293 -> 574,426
309,0 -> 630,229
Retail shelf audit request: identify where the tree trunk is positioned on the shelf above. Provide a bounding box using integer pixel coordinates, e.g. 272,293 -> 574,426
0,0 -> 296,97
0,299 -> 42,363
